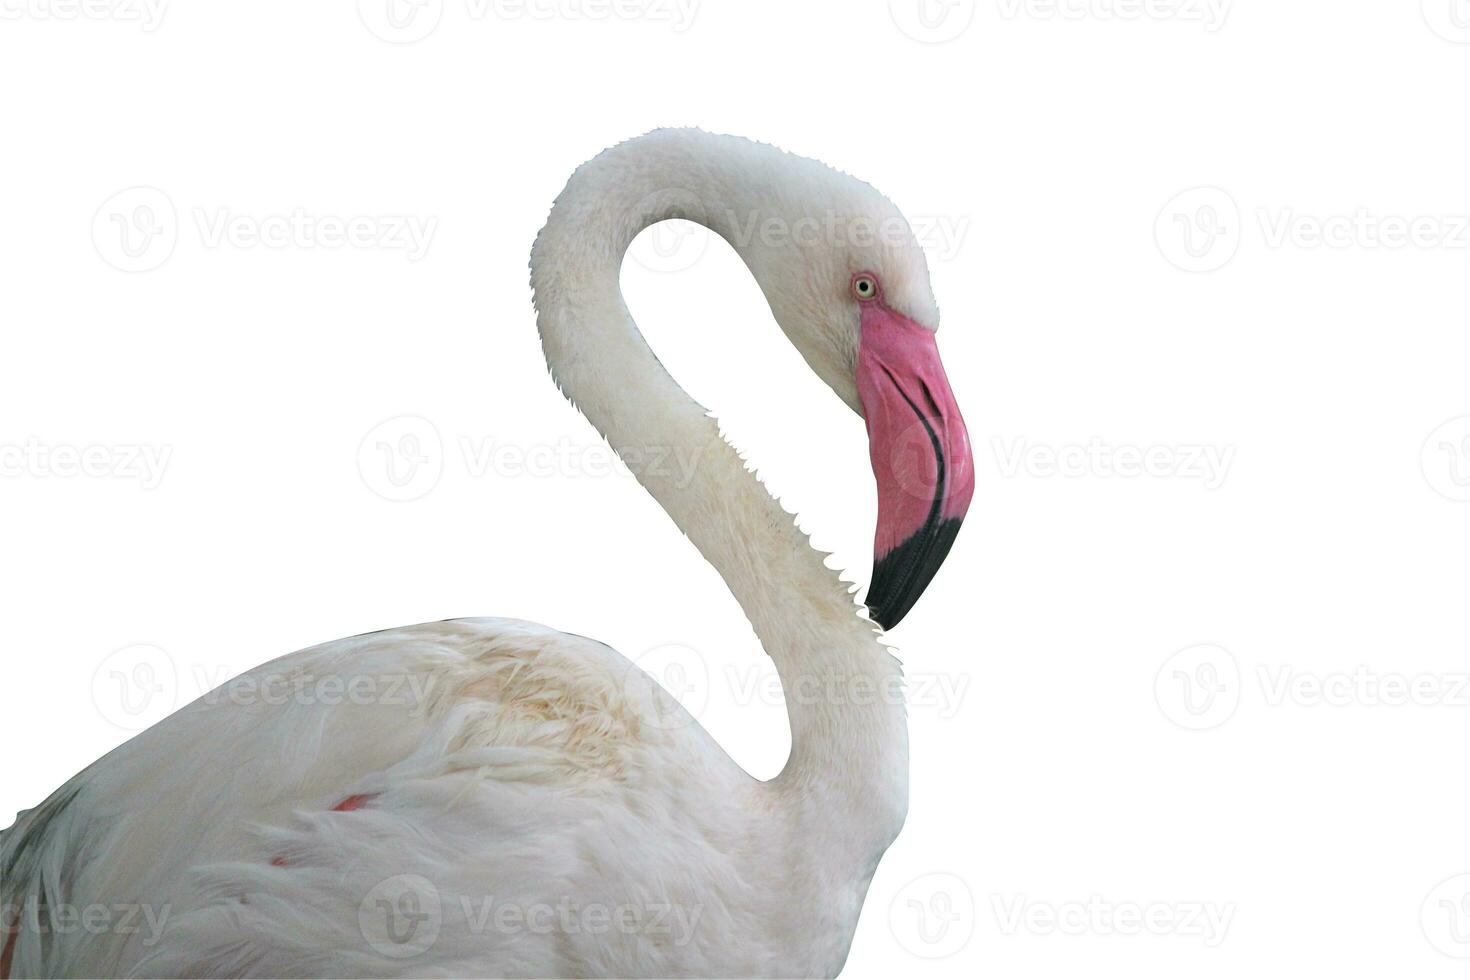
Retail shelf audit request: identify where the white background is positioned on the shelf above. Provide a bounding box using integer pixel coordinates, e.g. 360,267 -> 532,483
3,1 -> 1470,977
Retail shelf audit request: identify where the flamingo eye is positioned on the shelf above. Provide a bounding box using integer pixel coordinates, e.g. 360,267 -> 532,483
852,275 -> 879,301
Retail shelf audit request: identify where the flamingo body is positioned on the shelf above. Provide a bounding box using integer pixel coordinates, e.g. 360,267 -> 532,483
3,619 -> 879,977
2,129 -> 971,978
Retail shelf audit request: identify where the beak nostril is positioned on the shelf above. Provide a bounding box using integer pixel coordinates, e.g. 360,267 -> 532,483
916,377 -> 943,420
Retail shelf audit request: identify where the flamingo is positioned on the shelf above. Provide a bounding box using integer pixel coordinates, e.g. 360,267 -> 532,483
0,129 -> 974,978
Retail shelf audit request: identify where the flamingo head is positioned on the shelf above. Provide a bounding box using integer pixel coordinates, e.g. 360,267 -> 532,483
740,196 -> 973,631
847,270 -> 973,630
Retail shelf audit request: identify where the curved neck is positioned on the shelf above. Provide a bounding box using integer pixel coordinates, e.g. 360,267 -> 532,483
530,131 -> 907,809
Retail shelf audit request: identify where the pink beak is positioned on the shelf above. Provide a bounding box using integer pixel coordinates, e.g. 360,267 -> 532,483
855,287 -> 974,629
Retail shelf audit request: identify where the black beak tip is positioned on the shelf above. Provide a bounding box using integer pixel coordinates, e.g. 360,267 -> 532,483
867,603 -> 904,633
866,583 -> 917,632
866,517 -> 964,632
